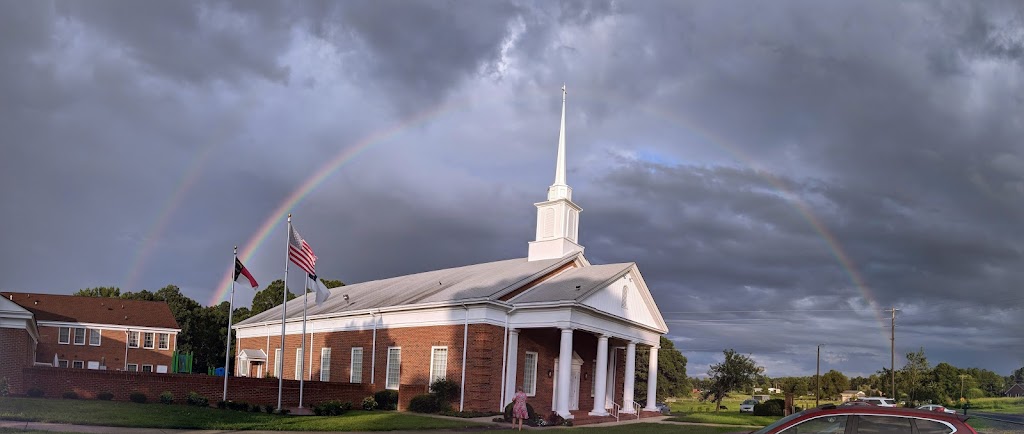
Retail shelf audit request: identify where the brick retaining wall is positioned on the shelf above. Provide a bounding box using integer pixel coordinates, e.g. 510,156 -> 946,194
22,366 -> 376,407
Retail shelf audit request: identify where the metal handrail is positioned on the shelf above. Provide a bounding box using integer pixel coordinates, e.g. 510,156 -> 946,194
610,401 -> 621,422
632,400 -> 642,418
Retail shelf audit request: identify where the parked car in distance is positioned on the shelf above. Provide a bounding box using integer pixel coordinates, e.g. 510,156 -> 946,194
638,401 -> 671,415
727,404 -> 978,434
740,399 -> 759,413
858,396 -> 897,407
917,404 -> 958,414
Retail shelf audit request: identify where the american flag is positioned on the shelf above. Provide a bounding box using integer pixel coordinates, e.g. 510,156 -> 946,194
288,224 -> 317,276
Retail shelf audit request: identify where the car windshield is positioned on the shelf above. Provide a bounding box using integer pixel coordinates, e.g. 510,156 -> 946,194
750,411 -> 806,434
743,400 -> 758,405
883,399 -> 895,405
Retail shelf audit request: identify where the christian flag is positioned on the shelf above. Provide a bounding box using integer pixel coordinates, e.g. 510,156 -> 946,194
234,258 -> 258,288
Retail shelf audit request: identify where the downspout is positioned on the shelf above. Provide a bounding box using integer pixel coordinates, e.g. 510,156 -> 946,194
498,306 -> 516,411
370,310 -> 378,384
124,329 -> 130,370
459,303 -> 469,412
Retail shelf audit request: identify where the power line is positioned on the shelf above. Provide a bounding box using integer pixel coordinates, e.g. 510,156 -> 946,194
661,308 -> 888,314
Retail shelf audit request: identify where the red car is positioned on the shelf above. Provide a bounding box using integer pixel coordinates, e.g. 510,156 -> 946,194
735,404 -> 977,434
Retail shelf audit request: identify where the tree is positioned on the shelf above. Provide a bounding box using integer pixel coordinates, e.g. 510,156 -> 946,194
900,348 -> 931,403
635,336 -> 689,401
781,377 -> 808,397
820,370 -> 850,400
250,280 -> 297,316
320,279 -> 345,288
700,349 -> 762,411
74,286 -> 121,298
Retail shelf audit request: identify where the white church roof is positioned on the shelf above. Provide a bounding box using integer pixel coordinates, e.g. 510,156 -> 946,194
238,255 -> 576,325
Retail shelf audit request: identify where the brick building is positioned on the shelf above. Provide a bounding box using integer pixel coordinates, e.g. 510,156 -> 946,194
0,292 -> 181,392
234,87 -> 669,419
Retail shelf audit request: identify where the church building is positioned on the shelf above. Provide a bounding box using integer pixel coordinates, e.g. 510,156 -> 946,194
234,87 -> 669,419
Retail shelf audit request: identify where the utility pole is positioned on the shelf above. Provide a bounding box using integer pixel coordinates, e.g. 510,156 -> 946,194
816,343 -> 825,407
959,374 -> 970,401
890,307 -> 900,402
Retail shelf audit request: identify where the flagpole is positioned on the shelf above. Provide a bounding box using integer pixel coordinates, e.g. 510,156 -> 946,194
223,246 -> 238,402
278,214 -> 291,411
298,273 -> 309,408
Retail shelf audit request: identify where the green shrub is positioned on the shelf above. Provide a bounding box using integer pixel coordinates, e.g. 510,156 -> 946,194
160,391 -> 174,405
129,392 -> 147,403
753,399 -> 785,416
430,378 -> 461,406
97,391 -> 114,401
250,404 -> 261,412
278,408 -> 290,415
217,400 -> 228,409
313,400 -> 350,416
362,396 -> 378,410
264,404 -> 275,413
186,391 -> 209,407
503,401 -> 537,422
408,393 -> 445,413
375,389 -> 399,410
62,391 -> 79,399
0,377 -> 8,397
26,388 -> 44,398
440,410 -> 503,418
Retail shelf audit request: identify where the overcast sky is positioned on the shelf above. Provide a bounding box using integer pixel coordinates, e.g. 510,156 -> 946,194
2,0 -> 1022,379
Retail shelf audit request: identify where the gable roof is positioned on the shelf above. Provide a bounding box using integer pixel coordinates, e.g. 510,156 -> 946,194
511,263 -> 633,303
1,292 -> 180,330
239,255 -> 578,325
1006,383 -> 1024,395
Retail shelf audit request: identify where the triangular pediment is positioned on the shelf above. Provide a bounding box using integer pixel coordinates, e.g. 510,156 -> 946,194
578,266 -> 667,333
0,296 -> 33,319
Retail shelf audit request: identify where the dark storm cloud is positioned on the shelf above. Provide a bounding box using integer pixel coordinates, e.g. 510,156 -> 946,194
1,0 -> 1021,379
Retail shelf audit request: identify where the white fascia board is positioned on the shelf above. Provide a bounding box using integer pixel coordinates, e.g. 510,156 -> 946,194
234,299 -> 511,331
511,300 -> 666,335
36,320 -> 181,334
505,305 -> 659,346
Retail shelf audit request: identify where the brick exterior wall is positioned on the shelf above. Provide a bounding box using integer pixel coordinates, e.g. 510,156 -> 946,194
236,323 -> 642,413
21,366 -> 375,407
0,328 -> 34,394
37,325 -> 175,372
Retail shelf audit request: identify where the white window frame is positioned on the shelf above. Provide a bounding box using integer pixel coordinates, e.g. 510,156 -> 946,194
142,364 -> 153,373
350,347 -> 363,384
128,331 -> 139,348
158,333 -> 169,350
89,328 -> 101,346
72,360 -> 84,369
295,348 -> 304,380
126,363 -> 138,372
143,332 -> 154,349
320,348 -> 331,382
58,360 -> 69,368
429,346 -> 448,384
274,349 -> 283,378
523,351 -> 538,397
87,361 -> 100,370
58,327 -> 70,344
385,347 -> 401,390
73,327 -> 86,345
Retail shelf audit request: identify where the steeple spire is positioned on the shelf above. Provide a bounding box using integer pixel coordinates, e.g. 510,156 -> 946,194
529,85 -> 583,261
554,84 -> 567,187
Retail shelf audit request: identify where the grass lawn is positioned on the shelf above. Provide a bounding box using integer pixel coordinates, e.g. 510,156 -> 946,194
0,397 -> 485,431
489,423 -> 745,433
960,397 -> 1024,414
667,397 -> 776,427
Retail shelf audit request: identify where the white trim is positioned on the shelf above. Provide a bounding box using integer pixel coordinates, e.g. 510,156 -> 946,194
58,359 -> 69,368
295,348 -> 304,380
142,364 -> 153,373
429,346 -> 448,384
89,328 -> 101,346
37,320 -> 180,334
142,332 -> 155,349
158,333 -> 169,350
73,327 -> 86,345
274,348 -> 283,378
385,346 -> 401,390
126,363 -> 138,372
72,360 -> 84,369
524,351 -> 538,396
350,347 -> 363,383
320,347 -> 331,382
58,326 -> 70,344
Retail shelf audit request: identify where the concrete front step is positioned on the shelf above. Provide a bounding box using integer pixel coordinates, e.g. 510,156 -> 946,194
567,409 -> 663,426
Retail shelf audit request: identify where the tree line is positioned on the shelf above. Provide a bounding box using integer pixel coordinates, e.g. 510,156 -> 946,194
693,348 -> 1023,410
74,279 -> 342,374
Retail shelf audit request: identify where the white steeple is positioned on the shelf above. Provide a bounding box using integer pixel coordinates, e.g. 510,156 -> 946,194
529,85 -> 584,262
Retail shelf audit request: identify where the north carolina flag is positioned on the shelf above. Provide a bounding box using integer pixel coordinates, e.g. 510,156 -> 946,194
234,258 -> 258,289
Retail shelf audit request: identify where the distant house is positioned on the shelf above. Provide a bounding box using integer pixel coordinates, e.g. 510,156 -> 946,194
841,390 -> 866,402
1005,383 -> 1024,398
1,292 -> 180,379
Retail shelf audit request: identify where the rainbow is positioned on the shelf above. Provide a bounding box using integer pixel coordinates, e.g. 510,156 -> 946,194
209,98 -> 469,305
205,86 -> 879,330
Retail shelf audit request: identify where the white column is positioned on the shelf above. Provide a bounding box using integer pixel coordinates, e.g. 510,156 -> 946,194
605,348 -> 617,407
556,328 -> 573,418
622,341 -> 637,413
589,335 -> 609,416
643,346 -> 659,412
504,329 -> 520,406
